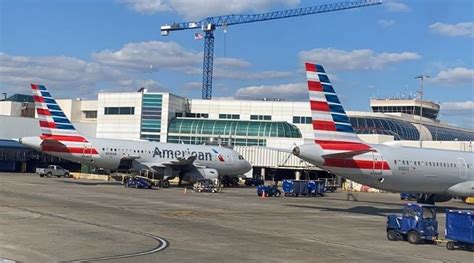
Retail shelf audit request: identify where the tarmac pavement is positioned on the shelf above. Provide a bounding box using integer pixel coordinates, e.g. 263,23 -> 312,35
0,173 -> 472,262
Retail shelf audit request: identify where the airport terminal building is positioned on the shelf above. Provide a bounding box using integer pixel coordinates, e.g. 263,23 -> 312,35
0,90 -> 473,180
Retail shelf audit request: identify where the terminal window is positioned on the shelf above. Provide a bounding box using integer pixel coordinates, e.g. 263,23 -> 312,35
219,114 -> 240,120
186,113 -> 209,118
83,110 -> 97,118
250,115 -> 271,121
293,116 -> 312,124
104,107 -> 135,115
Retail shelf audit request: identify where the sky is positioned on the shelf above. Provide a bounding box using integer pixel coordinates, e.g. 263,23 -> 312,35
0,0 -> 473,128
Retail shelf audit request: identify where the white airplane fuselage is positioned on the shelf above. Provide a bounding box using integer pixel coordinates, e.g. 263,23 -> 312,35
296,139 -> 474,197
20,136 -> 252,177
293,62 -> 474,199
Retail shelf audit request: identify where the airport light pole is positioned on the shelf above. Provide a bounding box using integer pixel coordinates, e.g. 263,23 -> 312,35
415,75 -> 430,148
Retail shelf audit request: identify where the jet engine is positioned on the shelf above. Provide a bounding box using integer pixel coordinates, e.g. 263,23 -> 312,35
418,194 -> 453,204
181,167 -> 219,183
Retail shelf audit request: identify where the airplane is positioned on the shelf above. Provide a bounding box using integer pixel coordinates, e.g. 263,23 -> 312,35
292,62 -> 474,204
19,84 -> 252,188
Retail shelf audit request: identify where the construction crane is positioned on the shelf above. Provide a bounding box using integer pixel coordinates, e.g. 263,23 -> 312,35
161,0 -> 382,99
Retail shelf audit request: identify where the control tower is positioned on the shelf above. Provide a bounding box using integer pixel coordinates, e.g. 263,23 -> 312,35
370,98 -> 440,120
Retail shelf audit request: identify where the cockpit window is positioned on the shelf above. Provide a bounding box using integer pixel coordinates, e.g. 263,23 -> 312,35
238,155 -> 244,160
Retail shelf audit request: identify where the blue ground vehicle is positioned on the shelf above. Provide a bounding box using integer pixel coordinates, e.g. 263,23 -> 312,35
282,180 -> 325,197
125,176 -> 153,189
445,209 -> 474,251
400,193 -> 420,201
257,185 -> 281,197
245,178 -> 264,187
386,203 -> 438,244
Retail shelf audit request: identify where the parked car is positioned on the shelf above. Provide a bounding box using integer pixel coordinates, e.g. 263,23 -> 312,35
36,165 -> 70,178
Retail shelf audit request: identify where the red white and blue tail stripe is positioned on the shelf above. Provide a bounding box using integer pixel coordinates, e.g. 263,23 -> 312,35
31,84 -> 99,155
305,63 -> 371,152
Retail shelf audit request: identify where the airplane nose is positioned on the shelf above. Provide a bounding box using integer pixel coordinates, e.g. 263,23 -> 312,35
245,161 -> 252,170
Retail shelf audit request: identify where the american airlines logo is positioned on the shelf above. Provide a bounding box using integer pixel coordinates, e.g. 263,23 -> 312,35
212,149 -> 225,162
152,147 -> 213,161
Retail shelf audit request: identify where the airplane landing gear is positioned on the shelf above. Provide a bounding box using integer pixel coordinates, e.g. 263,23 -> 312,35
160,179 -> 170,188
417,194 -> 435,205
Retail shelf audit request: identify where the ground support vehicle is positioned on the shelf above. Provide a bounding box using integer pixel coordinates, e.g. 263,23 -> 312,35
445,209 -> 474,251
321,177 -> 338,192
124,176 -> 153,189
36,165 -> 70,178
282,180 -> 325,197
193,179 -> 219,193
244,177 -> 264,187
256,185 -> 281,197
386,203 -> 438,244
400,193 -> 420,201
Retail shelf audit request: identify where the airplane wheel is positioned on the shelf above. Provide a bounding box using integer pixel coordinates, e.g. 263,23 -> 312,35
446,241 -> 455,250
407,231 -> 420,244
161,180 -> 170,188
387,230 -> 398,241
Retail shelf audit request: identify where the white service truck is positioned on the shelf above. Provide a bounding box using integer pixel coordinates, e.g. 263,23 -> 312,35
36,165 -> 70,178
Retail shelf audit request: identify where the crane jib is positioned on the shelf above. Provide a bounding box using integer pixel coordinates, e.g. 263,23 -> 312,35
160,0 -> 382,99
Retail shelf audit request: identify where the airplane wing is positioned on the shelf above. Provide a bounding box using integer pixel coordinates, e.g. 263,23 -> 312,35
322,149 -> 375,159
138,155 -> 197,170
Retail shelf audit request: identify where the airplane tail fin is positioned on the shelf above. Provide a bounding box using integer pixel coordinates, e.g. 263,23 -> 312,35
31,84 -> 98,155
305,63 -> 371,152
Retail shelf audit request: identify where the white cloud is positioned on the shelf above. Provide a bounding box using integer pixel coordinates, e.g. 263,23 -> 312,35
182,81 -> 202,91
92,41 -> 291,80
214,57 -> 251,68
215,69 -> 292,80
0,52 -> 122,97
431,67 -> 474,86
440,101 -> 474,124
385,1 -> 410,12
122,0 -> 300,19
0,40 -> 294,97
441,101 -> 474,113
234,83 -> 307,101
377,19 -> 395,28
92,41 -> 201,71
299,48 -> 420,71
121,0 -> 170,15
429,22 -> 474,38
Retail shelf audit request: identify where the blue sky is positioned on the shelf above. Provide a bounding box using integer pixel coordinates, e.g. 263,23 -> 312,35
0,0 -> 473,127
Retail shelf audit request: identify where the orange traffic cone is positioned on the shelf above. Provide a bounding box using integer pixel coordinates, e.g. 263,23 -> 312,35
260,190 -> 266,199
